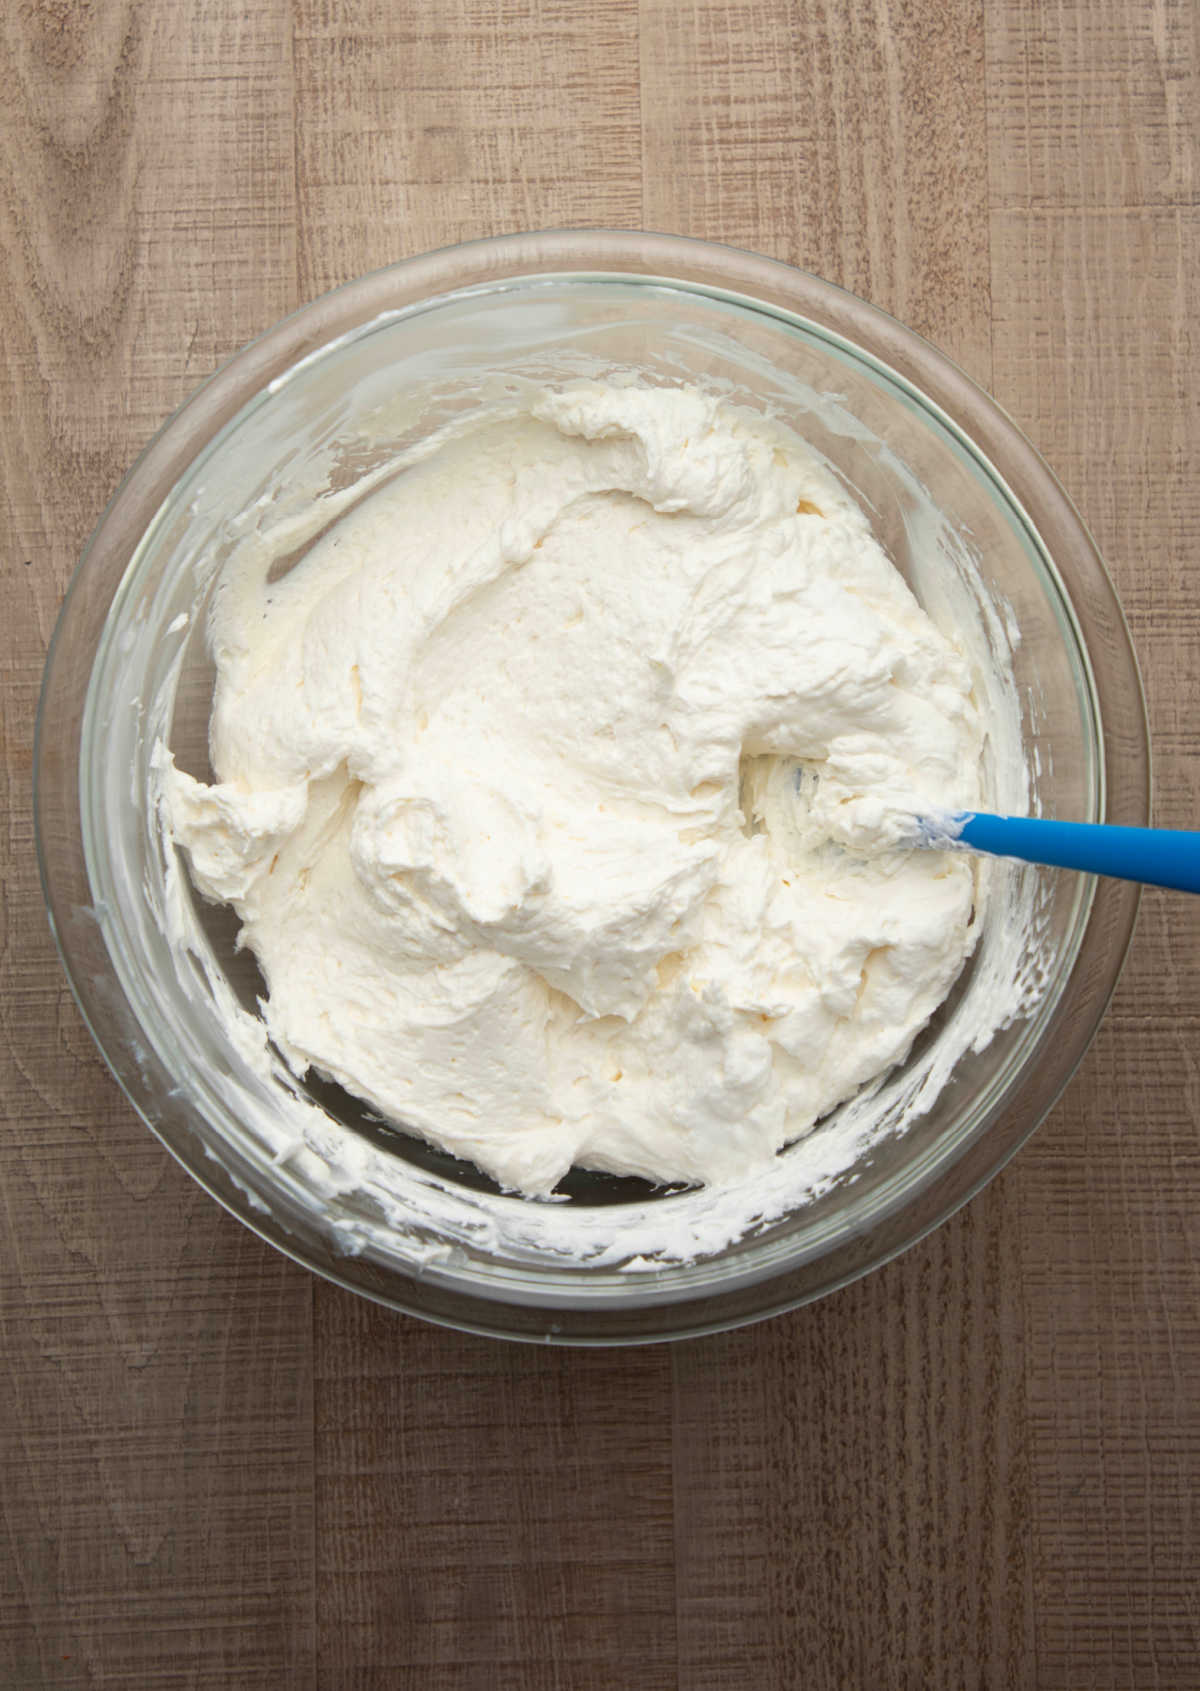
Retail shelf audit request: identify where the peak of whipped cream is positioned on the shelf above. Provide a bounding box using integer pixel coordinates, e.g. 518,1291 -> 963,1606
159,379 -> 985,1198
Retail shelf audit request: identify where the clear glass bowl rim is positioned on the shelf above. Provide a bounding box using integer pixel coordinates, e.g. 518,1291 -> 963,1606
36,229 -> 1149,1344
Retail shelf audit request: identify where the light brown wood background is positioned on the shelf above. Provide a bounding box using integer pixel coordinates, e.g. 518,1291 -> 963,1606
1,1 -> 1196,1686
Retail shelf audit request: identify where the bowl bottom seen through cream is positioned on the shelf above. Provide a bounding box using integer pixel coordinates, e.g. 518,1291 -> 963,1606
38,235 -> 1145,1342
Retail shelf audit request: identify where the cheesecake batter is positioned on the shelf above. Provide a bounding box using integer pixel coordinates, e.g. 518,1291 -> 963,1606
160,380 -> 985,1197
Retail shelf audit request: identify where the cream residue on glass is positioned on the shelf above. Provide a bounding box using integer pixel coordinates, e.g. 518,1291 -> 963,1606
156,379 -> 991,1201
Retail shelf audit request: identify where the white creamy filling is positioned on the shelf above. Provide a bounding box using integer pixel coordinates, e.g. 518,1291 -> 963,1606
160,380 -> 984,1198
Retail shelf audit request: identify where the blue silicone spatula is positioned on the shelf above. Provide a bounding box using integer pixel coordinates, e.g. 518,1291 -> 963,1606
927,813 -> 1200,895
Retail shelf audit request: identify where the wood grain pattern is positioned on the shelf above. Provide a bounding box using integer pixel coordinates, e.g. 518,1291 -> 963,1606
1,0 -> 1196,1685
670,1195 -> 1036,1690
988,3 -> 1200,1680
640,0 -> 994,376
292,0 -> 643,297
313,1297 -> 675,1691
0,4 -> 314,1688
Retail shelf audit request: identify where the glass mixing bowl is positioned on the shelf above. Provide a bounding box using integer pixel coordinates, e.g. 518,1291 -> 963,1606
36,230 -> 1148,1343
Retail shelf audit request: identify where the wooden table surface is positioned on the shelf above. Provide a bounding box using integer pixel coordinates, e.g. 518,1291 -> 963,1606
2,2 -> 1197,1686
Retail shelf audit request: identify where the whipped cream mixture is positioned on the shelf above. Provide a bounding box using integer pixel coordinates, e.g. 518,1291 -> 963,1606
160,381 -> 985,1198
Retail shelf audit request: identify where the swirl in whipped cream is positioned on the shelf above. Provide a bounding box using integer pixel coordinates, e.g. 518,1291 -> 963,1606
160,381 -> 984,1197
